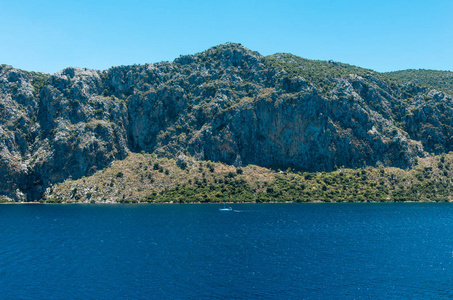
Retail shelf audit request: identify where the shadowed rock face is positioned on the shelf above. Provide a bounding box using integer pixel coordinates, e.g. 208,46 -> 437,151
0,43 -> 452,200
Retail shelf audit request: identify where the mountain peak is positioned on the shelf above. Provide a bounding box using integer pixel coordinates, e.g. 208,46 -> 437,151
206,42 -> 262,57
173,42 -> 263,68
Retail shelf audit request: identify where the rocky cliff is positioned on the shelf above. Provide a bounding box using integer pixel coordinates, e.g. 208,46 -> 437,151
1,43 -> 452,201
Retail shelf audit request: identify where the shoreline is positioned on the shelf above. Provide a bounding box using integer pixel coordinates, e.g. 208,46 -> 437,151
2,199 -> 452,205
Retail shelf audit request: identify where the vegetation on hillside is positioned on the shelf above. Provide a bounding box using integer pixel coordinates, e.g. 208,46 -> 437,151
264,53 -> 392,96
39,152 -> 453,204
385,69 -> 453,93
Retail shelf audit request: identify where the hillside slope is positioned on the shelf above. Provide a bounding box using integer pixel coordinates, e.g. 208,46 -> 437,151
34,152 -> 453,204
385,69 -> 453,93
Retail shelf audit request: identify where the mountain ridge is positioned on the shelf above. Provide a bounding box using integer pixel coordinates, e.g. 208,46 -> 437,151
1,42 -> 453,201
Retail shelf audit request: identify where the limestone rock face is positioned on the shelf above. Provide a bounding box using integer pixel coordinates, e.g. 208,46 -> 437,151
187,89 -> 423,171
0,43 -> 452,200
0,66 -> 41,199
0,65 -> 128,200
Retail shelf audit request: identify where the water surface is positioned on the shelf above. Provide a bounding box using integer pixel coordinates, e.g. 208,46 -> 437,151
1,203 -> 453,299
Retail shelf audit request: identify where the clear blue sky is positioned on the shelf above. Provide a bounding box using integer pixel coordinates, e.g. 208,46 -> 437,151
1,0 -> 452,74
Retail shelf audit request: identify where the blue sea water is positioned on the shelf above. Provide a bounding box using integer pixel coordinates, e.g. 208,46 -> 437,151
1,203 -> 453,299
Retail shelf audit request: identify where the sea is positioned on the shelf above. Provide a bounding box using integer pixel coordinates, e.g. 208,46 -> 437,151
1,203 -> 453,299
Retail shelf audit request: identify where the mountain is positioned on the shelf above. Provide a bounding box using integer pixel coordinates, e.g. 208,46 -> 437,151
1,42 -> 453,202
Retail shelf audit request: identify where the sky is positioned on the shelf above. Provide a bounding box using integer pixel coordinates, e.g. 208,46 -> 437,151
1,0 -> 452,74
